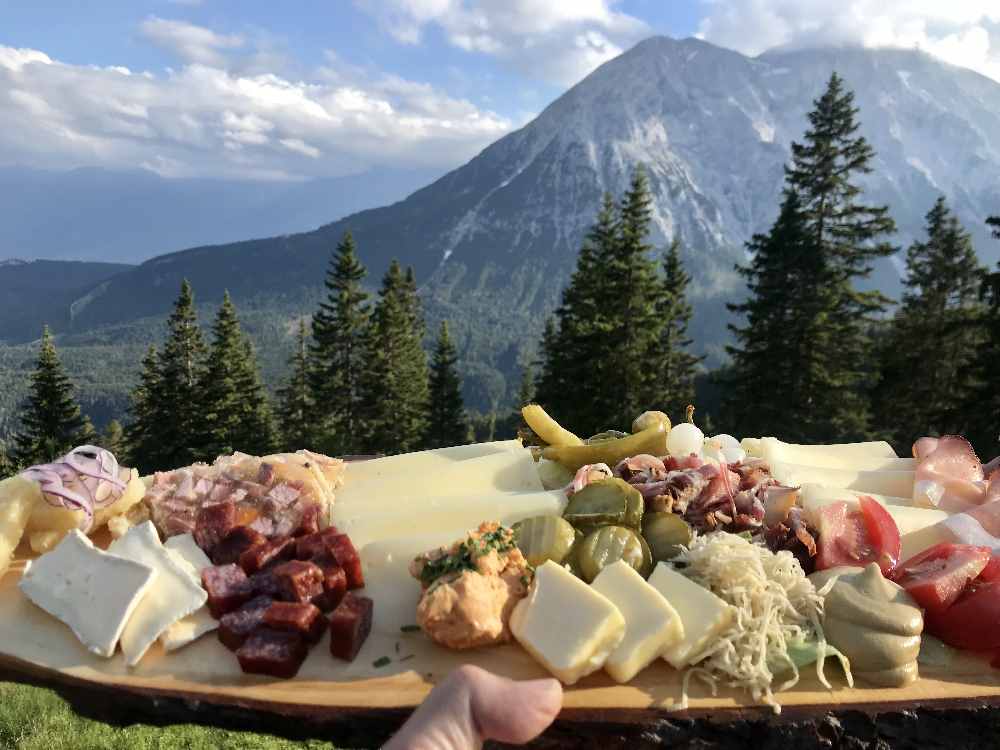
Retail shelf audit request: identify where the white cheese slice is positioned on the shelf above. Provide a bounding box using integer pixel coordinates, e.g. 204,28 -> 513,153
160,608 -> 218,652
164,533 -> 212,573
900,514 -> 1000,561
510,561 -> 625,685
769,461 -> 914,498
344,440 -> 522,485
647,563 -> 733,669
160,532 -> 217,652
591,561 -> 684,683
108,521 -> 207,667
760,437 -> 898,465
800,487 -> 948,541
337,489 -> 566,549
800,484 -> 913,511
18,529 -> 157,658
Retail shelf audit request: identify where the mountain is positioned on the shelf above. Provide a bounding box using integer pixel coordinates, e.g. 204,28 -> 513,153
4,37 -> 1000,419
0,165 -> 442,264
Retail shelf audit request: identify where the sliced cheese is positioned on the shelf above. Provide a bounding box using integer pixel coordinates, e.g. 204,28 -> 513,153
591,561 -> 684,683
800,486 -> 948,539
336,489 -> 566,549
760,437 -> 898,465
335,449 -> 542,509
741,437 -> 763,458
345,440 -> 522,485
900,514 -> 1000,561
647,563 -> 733,669
108,521 -> 207,666
769,461 -> 914,498
161,532 -> 217,651
360,528 -> 474,634
18,529 -> 156,657
510,561 -> 625,685
164,533 -> 212,572
800,484 -> 913,510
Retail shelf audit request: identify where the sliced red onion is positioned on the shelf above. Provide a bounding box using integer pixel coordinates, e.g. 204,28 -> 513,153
20,446 -> 129,532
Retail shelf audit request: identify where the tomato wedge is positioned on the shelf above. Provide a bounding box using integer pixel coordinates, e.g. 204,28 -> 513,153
977,555 -> 1000,583
890,543 -> 991,616
925,581 -> 1000,651
815,497 -> 901,576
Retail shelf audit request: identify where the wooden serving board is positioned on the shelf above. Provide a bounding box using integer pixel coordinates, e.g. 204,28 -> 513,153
4,539 -> 1000,729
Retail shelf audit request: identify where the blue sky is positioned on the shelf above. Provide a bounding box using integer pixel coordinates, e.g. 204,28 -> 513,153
1,1 -> 998,180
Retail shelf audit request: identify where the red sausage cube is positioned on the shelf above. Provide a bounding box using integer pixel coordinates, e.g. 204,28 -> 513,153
329,593 -> 373,662
295,527 -> 342,561
263,601 -> 326,644
236,628 -> 308,680
201,564 -> 252,618
326,534 -> 364,589
211,525 -> 267,566
248,569 -> 283,597
240,536 -> 296,574
218,595 -> 272,651
273,560 -> 324,603
194,501 -> 237,555
313,565 -> 347,612
293,503 -> 323,537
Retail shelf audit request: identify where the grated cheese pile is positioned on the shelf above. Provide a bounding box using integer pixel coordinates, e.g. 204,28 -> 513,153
674,532 -> 849,713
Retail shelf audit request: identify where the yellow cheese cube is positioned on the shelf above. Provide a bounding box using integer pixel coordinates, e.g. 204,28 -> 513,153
591,561 -> 684,683
510,561 -> 625,685
647,563 -> 733,669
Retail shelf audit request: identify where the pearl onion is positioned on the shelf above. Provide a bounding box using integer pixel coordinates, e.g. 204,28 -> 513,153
666,422 -> 705,458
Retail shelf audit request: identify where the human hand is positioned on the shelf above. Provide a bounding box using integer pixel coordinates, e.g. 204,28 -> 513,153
383,665 -> 562,750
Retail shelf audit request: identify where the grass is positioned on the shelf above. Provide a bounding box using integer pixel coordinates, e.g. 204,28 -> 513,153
0,681 -> 359,750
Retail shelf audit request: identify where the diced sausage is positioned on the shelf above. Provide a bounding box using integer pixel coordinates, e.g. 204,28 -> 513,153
211,525 -> 267,566
294,527 -> 341,561
236,628 -> 308,679
218,595 -> 273,651
249,569 -> 283,597
263,601 -> 326,644
329,593 -> 373,662
293,503 -> 322,537
240,536 -> 296,575
202,564 -> 252,618
273,560 -> 324,604
194,500 -> 237,554
326,534 -> 364,589
313,565 -> 347,612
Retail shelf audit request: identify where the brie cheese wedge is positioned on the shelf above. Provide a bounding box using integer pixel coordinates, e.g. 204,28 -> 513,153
108,522 -> 207,666
160,532 -> 217,651
19,530 -> 156,658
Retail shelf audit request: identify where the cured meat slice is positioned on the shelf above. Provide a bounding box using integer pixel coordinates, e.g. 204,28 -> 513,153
202,564 -> 252,618
263,601 -> 326,643
295,527 -> 342,561
313,564 -> 347,612
239,536 -> 296,574
218,595 -> 272,650
293,503 -> 322,537
326,534 -> 364,590
273,560 -> 324,603
211,526 -> 267,566
914,435 -> 987,511
329,593 -> 373,662
194,501 -> 237,555
236,628 -> 308,679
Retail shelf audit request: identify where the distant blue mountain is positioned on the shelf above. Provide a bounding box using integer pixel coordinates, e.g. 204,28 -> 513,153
0,165 -> 442,264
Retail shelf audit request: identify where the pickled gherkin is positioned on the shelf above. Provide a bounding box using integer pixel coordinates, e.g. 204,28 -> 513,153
512,515 -> 577,567
575,526 -> 652,582
563,478 -> 639,528
642,512 -> 693,563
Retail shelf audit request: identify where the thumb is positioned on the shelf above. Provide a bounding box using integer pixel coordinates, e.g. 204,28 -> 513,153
467,667 -> 563,745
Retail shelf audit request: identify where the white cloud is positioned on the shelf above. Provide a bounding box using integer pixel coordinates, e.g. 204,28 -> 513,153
0,41 -> 512,180
355,0 -> 650,86
698,1 -> 1000,82
140,16 -> 244,67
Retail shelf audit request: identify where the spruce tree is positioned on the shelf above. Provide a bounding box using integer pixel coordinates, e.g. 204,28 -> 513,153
722,191 -> 821,440
358,261 -> 430,454
13,327 -> 91,466
424,321 -> 467,448
988,216 -> 1000,239
100,419 -> 126,459
125,345 -> 163,471
964,260 -> 1000,459
873,197 -> 984,447
0,442 -> 13,478
156,280 -> 209,468
649,239 -> 702,422
309,232 -> 370,455
232,337 -> 277,456
277,319 -> 315,451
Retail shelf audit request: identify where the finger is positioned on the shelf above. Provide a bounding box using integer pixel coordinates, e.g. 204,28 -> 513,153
466,667 -> 563,745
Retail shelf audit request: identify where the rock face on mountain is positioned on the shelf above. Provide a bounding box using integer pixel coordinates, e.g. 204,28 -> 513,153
21,37 -> 1000,406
